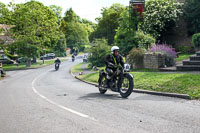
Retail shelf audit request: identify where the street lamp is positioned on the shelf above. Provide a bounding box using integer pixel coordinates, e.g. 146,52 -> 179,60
129,0 -> 145,16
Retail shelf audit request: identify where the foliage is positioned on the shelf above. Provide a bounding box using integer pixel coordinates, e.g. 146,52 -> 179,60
150,44 -> 177,58
88,38 -> 110,67
126,48 -> 145,69
11,2 -> 60,53
60,8 -> 89,52
134,31 -> 155,49
0,2 -> 12,24
63,8 -> 80,22
114,8 -> 139,55
10,1 -> 61,66
49,5 -> 62,25
192,33 -> 200,49
176,45 -> 194,54
53,34 -> 66,57
140,0 -> 183,39
150,44 -> 177,66
90,3 -> 125,45
12,40 -> 38,58
184,0 -> 200,35
81,18 -> 96,36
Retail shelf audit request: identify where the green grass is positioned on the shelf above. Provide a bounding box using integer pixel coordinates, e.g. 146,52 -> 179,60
77,71 -> 200,99
78,72 -> 99,83
176,54 -> 194,62
131,68 -> 160,72
73,62 -> 200,99
131,72 -> 200,99
3,58 -> 67,71
71,63 -> 83,73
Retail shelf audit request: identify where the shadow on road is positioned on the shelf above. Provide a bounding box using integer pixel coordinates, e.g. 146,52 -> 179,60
78,92 -> 128,100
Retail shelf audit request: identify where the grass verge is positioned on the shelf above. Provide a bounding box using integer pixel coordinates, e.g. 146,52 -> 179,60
3,58 -> 67,71
74,63 -> 200,99
71,63 -> 83,73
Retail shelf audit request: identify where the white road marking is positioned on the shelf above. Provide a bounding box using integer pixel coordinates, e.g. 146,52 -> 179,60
31,68 -> 97,122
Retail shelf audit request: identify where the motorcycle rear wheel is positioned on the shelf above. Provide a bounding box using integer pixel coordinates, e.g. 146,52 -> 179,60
119,73 -> 134,98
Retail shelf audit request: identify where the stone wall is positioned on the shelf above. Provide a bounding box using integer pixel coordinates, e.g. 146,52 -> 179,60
144,53 -> 165,69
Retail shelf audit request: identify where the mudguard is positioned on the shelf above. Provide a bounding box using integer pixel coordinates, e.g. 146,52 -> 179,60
124,73 -> 134,79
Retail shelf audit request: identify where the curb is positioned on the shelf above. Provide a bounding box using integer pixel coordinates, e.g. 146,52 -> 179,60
70,69 -> 190,100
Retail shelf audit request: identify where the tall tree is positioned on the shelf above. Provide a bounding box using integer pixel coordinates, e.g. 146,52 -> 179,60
61,8 -> 89,53
114,8 -> 139,55
90,3 -> 125,45
11,1 -> 60,67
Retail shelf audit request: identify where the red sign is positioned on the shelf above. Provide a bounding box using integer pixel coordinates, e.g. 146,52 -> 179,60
133,3 -> 144,15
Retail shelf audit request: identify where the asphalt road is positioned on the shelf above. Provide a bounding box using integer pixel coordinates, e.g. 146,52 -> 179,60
0,56 -> 200,133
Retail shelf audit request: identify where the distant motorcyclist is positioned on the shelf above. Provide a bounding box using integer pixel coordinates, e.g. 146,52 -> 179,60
105,46 -> 124,81
72,54 -> 75,62
55,58 -> 61,64
54,58 -> 61,70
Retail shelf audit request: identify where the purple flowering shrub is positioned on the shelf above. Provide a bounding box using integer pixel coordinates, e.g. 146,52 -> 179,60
149,44 -> 177,67
150,44 -> 177,58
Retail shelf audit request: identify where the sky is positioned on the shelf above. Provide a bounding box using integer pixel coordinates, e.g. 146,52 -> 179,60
0,0 -> 130,22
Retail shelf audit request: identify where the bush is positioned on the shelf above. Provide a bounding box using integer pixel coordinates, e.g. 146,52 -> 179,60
135,31 -> 155,50
127,48 -> 145,69
88,39 -> 110,67
54,51 -> 66,57
140,0 -> 183,39
150,44 -> 177,67
176,45 -> 194,54
192,33 -> 200,49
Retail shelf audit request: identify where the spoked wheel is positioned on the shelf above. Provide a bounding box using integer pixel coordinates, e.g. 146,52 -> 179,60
98,75 -> 107,94
119,73 -> 134,98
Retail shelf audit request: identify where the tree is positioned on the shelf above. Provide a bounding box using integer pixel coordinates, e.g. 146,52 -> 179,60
114,8 -> 139,55
184,0 -> 200,35
11,1 -> 60,67
90,3 -> 125,45
53,34 -> 67,57
49,5 -> 62,25
140,0 -> 183,39
88,38 -> 110,67
63,8 -> 80,22
60,8 -> 89,53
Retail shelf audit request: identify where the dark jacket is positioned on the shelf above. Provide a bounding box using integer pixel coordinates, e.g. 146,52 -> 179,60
55,59 -> 61,64
105,54 -> 124,70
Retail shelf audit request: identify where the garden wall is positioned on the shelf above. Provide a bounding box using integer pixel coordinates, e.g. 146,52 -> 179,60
144,53 -> 165,69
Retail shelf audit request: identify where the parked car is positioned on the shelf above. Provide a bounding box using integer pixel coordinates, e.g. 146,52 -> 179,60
40,53 -> 55,60
16,57 -> 27,64
0,58 -> 16,64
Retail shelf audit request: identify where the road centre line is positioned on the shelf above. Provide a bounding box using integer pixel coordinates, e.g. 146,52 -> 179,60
31,67 -> 97,122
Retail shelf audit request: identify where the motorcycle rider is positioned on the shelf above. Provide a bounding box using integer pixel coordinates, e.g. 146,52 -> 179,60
72,54 -> 75,61
54,58 -> 61,66
105,46 -> 124,87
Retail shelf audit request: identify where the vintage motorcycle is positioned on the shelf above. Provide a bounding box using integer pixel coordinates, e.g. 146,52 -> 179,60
98,64 -> 134,98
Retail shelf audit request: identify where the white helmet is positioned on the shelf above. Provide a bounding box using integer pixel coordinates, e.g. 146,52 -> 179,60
111,46 -> 119,53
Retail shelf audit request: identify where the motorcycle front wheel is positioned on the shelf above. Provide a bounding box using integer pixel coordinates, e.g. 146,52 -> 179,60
119,73 -> 134,98
98,74 -> 107,94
